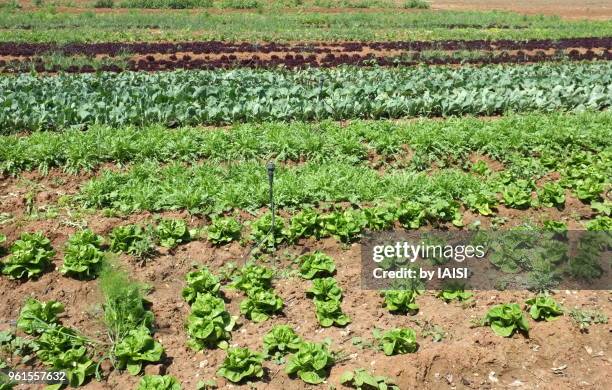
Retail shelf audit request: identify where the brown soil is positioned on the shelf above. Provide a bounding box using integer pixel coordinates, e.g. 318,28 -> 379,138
431,0 -> 612,21
0,164 -> 610,389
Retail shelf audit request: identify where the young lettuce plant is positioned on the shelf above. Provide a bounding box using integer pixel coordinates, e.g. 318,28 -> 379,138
230,263 -> 274,291
2,232 -> 55,280
382,289 -> 419,315
585,215 -> 612,231
284,208 -> 322,242
502,180 -> 533,209
340,368 -> 400,390
396,201 -> 425,229
113,326 -> 164,375
437,283 -> 473,303
155,218 -> 190,249
217,347 -> 264,383
239,287 -> 284,323
36,326 -> 96,389
374,328 -> 418,356
206,216 -> 241,245
525,295 -> 563,321
543,220 -> 568,234
182,268 -> 221,305
285,341 -> 335,385
483,303 -> 529,337
249,213 -> 286,249
573,177 -> 604,202
536,183 -> 565,208
186,293 -> 236,350
361,204 -> 397,231
262,325 -> 302,358
60,229 -> 105,279
109,224 -> 153,258
307,277 -> 343,302
137,375 -> 182,390
424,198 -> 463,227
17,298 -> 64,335
319,209 -> 365,243
314,299 -> 351,327
463,190 -> 498,216
298,251 -> 336,279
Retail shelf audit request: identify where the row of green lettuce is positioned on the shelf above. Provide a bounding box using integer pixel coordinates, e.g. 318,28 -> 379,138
1,62 -> 611,132
0,111 -> 610,175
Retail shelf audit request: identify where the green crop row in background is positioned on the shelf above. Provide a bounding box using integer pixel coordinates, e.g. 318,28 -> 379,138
1,8 -> 611,43
1,111 -> 610,175
1,62 -> 611,132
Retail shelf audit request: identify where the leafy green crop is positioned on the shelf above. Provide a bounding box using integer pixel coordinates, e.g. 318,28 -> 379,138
299,251 -> 336,279
502,180 -> 533,209
114,326 -> 164,375
262,325 -> 302,358
543,220 -> 568,233
206,216 -> 241,245
483,303 -> 529,337
285,341 -> 335,385
0,370 -> 15,390
35,326 -> 96,388
536,183 -> 565,208
186,293 -> 236,350
437,283 -> 473,302
320,209 -> 365,243
382,289 -> 419,314
17,298 -> 64,335
1,232 -> 55,279
217,347 -> 264,383
396,201 -> 425,229
182,268 -> 221,305
60,229 -> 105,279
375,328 -> 418,356
463,190 -> 497,216
230,263 -> 274,291
249,213 -> 286,249
525,295 -> 563,321
574,177 -> 604,202
591,201 -> 611,217
2,63 -> 611,132
155,218 -> 190,249
585,215 -> 612,231
13,298 -> 97,389
307,277 -> 343,302
569,308 -> 608,330
340,368 -> 399,390
239,287 -> 284,323
424,198 -> 463,227
314,299 -> 351,328
109,224 -> 153,257
284,208 -> 322,242
361,204 -> 397,231
137,375 -> 182,390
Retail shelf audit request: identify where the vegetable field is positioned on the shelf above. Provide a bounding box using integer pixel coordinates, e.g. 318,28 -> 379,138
0,1 -> 610,390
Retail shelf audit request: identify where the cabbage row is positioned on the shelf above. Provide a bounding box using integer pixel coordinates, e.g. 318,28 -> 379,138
1,62 -> 611,133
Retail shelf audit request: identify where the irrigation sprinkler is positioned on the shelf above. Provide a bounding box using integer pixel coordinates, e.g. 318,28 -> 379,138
241,161 -> 276,266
